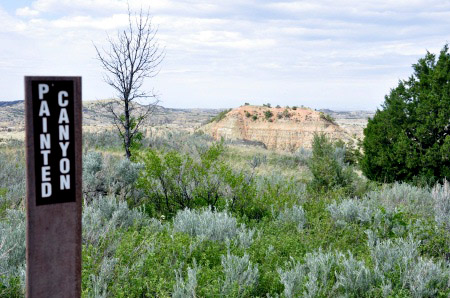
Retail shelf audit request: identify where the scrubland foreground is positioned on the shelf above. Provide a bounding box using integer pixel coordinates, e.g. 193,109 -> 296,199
0,131 -> 449,297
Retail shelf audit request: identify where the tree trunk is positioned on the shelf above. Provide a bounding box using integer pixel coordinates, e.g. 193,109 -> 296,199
124,99 -> 131,159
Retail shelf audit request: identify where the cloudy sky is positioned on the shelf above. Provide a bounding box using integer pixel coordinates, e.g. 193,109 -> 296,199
0,0 -> 449,109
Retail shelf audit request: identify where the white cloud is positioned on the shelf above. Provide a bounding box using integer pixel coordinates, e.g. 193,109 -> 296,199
30,0 -> 126,15
0,1 -> 449,109
51,14 -> 128,30
15,7 -> 40,17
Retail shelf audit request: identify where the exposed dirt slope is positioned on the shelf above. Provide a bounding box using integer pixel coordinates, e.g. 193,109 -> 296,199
200,105 -> 353,151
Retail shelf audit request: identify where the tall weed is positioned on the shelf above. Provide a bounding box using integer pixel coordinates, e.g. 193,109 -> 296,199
173,207 -> 254,247
82,196 -> 158,245
432,180 -> 450,230
221,251 -> 259,296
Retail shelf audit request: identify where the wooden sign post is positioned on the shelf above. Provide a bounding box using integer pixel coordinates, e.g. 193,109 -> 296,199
25,77 -> 82,297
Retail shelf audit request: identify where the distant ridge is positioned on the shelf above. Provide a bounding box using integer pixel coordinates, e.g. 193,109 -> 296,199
0,100 -> 22,107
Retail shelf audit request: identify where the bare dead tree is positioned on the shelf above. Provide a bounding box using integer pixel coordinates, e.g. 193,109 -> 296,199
94,6 -> 164,159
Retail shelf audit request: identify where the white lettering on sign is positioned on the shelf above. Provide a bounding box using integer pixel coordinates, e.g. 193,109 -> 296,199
59,142 -> 69,157
37,84 -> 72,197
39,101 -> 50,117
57,92 -> 70,190
38,84 -> 49,100
40,150 -> 50,165
58,108 -> 69,124
41,166 -> 51,182
60,175 -> 70,190
40,134 -> 51,150
41,182 -> 52,198
58,91 -> 69,107
42,117 -> 48,133
38,85 -> 52,198
60,158 -> 70,174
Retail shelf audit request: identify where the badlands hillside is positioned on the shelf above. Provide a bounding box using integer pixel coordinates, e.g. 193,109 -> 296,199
0,101 -> 373,148
199,105 -> 365,151
0,100 -> 221,140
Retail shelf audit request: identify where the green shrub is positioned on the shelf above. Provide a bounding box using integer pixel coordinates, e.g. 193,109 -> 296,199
432,180 -> 450,230
252,114 -> 258,121
137,142 -> 253,215
173,207 -> 239,242
208,109 -> 231,123
263,109 -> 272,119
221,251 -> 259,296
365,182 -> 433,215
255,174 -> 306,215
275,205 -> 306,231
319,112 -> 335,123
334,139 -> 361,166
82,195 -> 158,245
307,134 -> 358,194
83,152 -> 142,203
173,261 -> 200,298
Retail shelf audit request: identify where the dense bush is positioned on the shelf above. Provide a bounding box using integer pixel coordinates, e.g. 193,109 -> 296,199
327,198 -> 373,227
137,142 -> 264,218
137,143 -> 231,214
221,251 -> 259,296
83,151 -> 142,203
364,182 -> 433,217
362,45 -> 450,183
173,261 -> 200,298
307,134 -> 358,194
264,110 -> 273,120
173,207 -> 245,243
278,249 -> 337,298
277,234 -> 449,297
82,195 -> 159,245
275,204 -> 306,231
432,180 -> 450,231
367,231 -> 449,297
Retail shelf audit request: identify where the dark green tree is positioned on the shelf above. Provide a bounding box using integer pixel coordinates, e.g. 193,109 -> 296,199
361,45 -> 450,183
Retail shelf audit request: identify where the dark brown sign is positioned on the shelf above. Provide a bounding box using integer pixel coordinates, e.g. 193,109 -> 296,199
25,76 -> 82,297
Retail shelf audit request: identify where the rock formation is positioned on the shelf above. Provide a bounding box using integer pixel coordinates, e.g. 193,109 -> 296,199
200,105 -> 353,151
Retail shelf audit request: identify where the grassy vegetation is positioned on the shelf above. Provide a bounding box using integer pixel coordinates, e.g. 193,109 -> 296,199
319,112 -> 336,124
0,133 -> 449,297
208,109 -> 232,123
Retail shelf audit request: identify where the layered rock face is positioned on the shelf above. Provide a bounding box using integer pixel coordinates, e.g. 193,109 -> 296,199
200,106 -> 352,151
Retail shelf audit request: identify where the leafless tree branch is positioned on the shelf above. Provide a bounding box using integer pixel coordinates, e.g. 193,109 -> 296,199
94,5 -> 164,158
